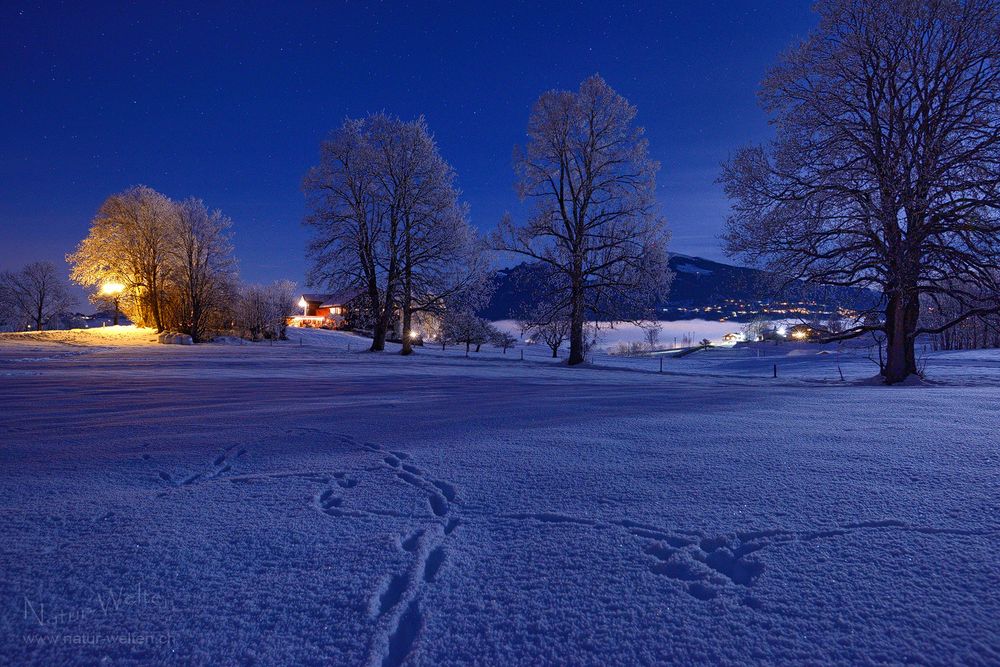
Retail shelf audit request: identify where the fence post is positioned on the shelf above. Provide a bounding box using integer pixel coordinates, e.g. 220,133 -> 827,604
773,363 -> 777,378
659,357 -> 663,373
520,349 -> 524,361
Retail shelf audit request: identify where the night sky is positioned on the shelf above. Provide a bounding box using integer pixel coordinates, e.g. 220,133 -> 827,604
1,1 -> 817,295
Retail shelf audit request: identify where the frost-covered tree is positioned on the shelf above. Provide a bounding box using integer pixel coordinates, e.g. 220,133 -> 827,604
640,318 -> 663,350
490,327 -> 518,353
721,0 -> 1000,383
166,199 -> 238,342
389,118 -> 492,356
235,281 -> 295,341
305,114 -> 490,355
0,262 -> 77,331
68,186 -> 178,331
496,74 -> 672,365
442,309 -> 491,353
69,186 -> 240,340
304,115 -> 401,352
517,301 -> 573,358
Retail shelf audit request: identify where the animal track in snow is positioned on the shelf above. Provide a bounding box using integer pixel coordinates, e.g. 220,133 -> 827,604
304,435 -> 461,666
155,445 -> 241,490
365,527 -> 450,667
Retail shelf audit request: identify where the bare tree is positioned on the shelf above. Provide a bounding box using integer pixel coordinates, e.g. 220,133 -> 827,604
490,327 -> 518,353
391,118 -> 492,355
304,116 -> 398,352
68,185 -> 178,331
924,279 -> 1000,350
639,318 -> 663,350
517,301 -> 572,358
721,0 -> 1000,383
0,277 -> 12,330
167,199 -> 238,342
442,309 -> 491,354
496,74 -> 672,365
0,262 -> 77,331
305,114 -> 491,355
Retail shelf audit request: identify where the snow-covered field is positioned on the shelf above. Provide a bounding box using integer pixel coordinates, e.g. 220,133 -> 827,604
1,326 -> 998,665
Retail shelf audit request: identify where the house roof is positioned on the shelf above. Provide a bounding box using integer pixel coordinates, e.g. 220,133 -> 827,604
300,289 -> 363,307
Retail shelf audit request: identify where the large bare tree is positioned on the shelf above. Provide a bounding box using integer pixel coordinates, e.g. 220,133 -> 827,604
496,74 -> 672,365
721,0 -> 1000,383
0,261 -> 76,331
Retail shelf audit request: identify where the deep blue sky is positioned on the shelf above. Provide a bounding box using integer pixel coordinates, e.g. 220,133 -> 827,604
0,1 -> 817,293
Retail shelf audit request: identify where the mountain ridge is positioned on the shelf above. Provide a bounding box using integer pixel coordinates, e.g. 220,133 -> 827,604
479,255 -> 879,322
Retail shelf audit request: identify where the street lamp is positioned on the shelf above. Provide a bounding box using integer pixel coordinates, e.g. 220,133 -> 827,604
298,297 -> 308,316
101,282 -> 125,326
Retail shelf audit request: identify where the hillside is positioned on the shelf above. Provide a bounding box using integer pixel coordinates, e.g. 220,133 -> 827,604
480,255 -> 879,322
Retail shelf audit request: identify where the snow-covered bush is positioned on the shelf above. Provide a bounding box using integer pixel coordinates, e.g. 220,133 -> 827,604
234,281 -> 296,341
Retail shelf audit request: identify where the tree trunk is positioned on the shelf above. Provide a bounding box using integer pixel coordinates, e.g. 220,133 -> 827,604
400,233 -> 413,356
150,272 -> 164,332
400,306 -> 413,355
883,292 -> 919,384
370,323 -> 386,352
568,274 -> 585,365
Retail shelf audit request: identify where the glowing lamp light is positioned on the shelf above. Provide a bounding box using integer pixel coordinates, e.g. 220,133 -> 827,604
298,298 -> 307,308
101,282 -> 125,326
408,330 -> 420,339
791,330 -> 809,340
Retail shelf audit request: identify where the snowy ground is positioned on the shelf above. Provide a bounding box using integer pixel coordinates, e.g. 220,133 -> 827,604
1,327 -> 998,665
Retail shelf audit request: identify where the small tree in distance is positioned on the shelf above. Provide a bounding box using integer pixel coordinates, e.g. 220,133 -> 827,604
640,319 -> 662,351
0,262 -> 77,331
491,328 -> 518,353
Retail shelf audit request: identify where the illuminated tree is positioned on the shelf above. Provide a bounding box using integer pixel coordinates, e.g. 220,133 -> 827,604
68,186 -> 178,331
